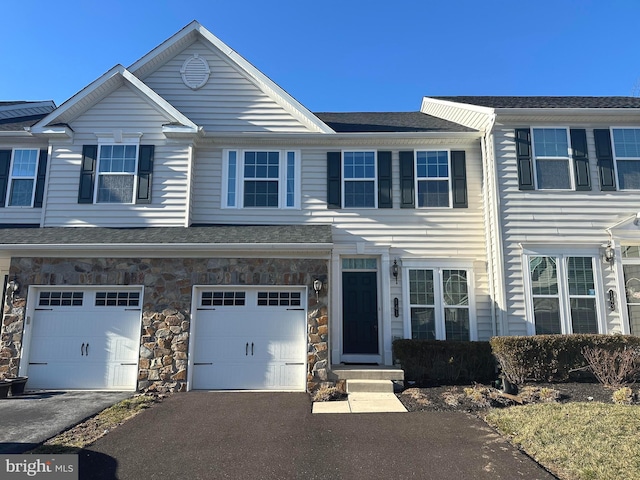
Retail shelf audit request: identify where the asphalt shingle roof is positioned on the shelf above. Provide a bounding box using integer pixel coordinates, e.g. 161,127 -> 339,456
0,115 -> 50,132
431,96 -> 640,109
0,225 -> 332,245
314,112 -> 477,133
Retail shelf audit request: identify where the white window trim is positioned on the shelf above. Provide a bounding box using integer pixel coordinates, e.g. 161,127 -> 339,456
414,148 -> 453,209
341,149 -> 378,209
222,149 -> 301,209
5,147 -> 39,208
610,127 -> 640,191
95,136 -> 141,205
522,249 -> 605,335
402,259 -> 477,341
530,127 -> 574,191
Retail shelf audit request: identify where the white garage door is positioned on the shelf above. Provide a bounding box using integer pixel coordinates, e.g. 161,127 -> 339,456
192,288 -> 307,391
26,289 -> 142,390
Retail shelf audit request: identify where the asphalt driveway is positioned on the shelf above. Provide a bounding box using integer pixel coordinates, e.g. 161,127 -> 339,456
0,391 -> 131,453
79,392 -> 556,480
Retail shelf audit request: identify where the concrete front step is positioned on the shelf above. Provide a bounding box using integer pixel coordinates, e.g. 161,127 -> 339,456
346,379 -> 394,394
330,365 -> 404,381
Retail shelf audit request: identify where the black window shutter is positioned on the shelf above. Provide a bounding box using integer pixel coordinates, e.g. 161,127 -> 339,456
136,145 -> 154,204
0,150 -> 11,208
327,151 -> 341,208
451,151 -> 468,208
570,129 -> 591,191
377,151 -> 392,208
399,151 -> 415,208
78,145 -> 97,203
594,129 -> 616,191
515,128 -> 534,190
33,149 -> 48,208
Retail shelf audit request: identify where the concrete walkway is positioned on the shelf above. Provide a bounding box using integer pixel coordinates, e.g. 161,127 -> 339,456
312,392 -> 407,413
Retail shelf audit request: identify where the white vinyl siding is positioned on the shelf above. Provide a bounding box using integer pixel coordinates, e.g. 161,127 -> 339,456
492,124 -> 640,336
192,143 -> 492,342
140,40 -> 317,133
42,85 -> 190,227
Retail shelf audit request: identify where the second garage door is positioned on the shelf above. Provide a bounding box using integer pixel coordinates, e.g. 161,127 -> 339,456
191,288 -> 307,391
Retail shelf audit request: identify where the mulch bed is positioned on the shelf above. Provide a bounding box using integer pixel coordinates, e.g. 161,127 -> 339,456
396,382 -> 625,413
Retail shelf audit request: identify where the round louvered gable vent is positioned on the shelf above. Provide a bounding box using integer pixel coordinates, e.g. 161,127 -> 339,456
181,54 -> 210,90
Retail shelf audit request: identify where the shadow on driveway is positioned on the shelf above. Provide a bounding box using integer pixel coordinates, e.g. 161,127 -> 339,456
82,392 -> 557,480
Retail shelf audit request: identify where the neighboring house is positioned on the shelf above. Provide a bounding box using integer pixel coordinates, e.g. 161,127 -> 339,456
422,96 -> 640,339
0,22 -> 488,393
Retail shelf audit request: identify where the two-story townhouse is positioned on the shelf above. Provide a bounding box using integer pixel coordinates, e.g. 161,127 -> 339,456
0,22 -> 490,394
422,96 -> 640,341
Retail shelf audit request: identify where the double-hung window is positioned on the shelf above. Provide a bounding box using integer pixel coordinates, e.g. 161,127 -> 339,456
406,266 -> 474,341
416,150 -> 450,207
611,128 -> 640,190
223,150 -> 299,209
527,255 -> 600,334
96,144 -> 138,203
531,128 -> 572,190
7,149 -> 39,206
343,151 -> 376,208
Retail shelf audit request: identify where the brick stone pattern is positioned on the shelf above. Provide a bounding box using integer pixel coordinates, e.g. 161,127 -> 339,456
1,257 -> 330,392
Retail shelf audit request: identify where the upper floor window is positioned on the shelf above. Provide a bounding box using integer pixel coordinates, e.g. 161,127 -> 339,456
527,255 -> 600,335
612,128 -> 640,190
0,148 -> 46,208
77,143 -> 154,205
223,150 -> 299,209
343,151 -> 376,208
532,128 -> 572,190
7,149 -> 39,206
416,150 -> 451,207
97,145 -> 138,203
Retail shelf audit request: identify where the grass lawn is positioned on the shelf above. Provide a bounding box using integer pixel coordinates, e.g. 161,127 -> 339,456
485,403 -> 640,480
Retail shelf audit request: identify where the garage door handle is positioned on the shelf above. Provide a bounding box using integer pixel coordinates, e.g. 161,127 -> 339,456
81,343 -> 85,356
287,308 -> 304,311
86,343 -> 89,356
246,342 -> 249,356
251,342 -> 254,356
120,363 -> 137,366
194,362 -> 213,365
286,363 -> 304,366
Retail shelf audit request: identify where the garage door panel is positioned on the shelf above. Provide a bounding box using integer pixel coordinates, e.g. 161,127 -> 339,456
192,289 -> 307,391
26,289 -> 141,391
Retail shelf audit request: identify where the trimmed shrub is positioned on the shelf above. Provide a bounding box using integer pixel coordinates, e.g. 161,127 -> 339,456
393,339 -> 496,385
490,334 -> 640,384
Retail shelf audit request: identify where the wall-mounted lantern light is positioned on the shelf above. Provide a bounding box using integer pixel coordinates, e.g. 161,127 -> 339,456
603,242 -> 615,265
313,279 -> 323,300
7,276 -> 19,302
392,259 -> 399,284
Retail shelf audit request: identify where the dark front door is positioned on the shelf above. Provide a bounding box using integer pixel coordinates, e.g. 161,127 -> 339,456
342,272 -> 378,354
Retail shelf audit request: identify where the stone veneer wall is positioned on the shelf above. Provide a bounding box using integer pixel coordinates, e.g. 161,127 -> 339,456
0,257 -> 330,393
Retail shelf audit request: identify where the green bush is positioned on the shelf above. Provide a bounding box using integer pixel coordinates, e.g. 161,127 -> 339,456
490,334 -> 640,384
393,339 -> 496,385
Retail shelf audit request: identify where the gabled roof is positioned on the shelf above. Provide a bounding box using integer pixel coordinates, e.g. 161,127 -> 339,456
431,96 -> 640,109
31,66 -> 199,135
0,101 -> 56,132
128,21 -> 333,134
314,112 -> 476,133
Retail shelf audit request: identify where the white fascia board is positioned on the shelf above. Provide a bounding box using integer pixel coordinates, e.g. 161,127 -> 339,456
421,97 -> 495,116
496,107 -> 640,117
31,65 -> 199,133
128,21 -> 333,134
0,131 -> 33,138
201,130 -> 482,147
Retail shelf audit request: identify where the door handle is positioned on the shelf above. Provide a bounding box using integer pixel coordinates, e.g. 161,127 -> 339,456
251,342 -> 254,356
86,343 -> 89,356
246,342 -> 249,356
81,343 -> 85,356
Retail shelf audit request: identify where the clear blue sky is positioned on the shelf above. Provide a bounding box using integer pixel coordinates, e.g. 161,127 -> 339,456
2,0 -> 640,112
